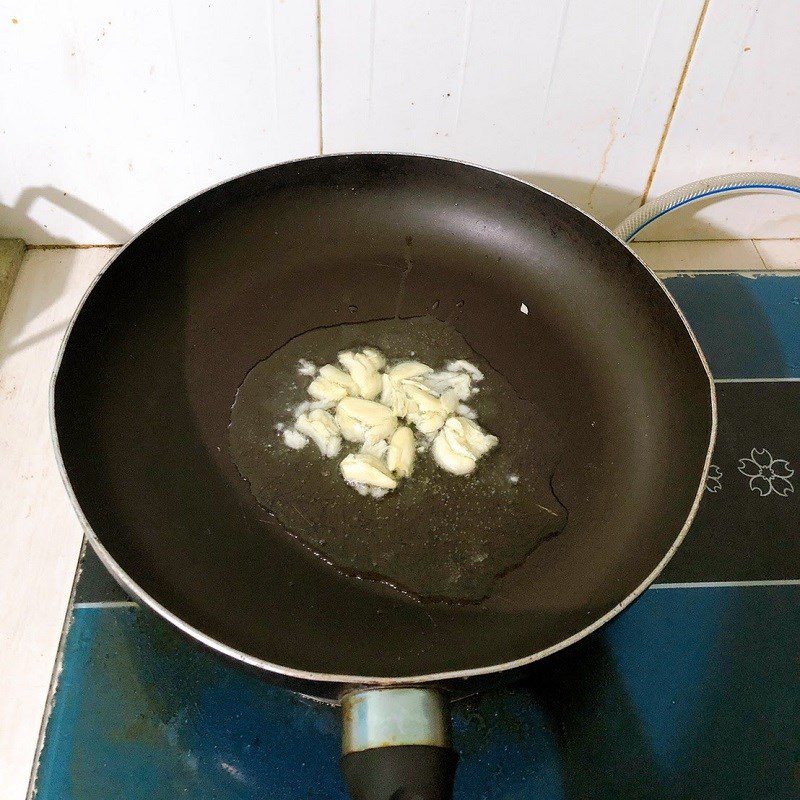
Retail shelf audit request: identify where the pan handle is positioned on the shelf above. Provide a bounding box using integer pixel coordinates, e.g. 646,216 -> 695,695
340,687 -> 457,800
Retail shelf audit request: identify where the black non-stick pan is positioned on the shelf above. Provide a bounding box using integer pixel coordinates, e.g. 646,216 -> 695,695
52,154 -> 715,799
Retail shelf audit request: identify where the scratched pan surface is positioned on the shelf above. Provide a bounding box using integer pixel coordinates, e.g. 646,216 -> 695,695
53,154 -> 714,685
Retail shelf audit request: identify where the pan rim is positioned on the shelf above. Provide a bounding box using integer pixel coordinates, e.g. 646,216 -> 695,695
50,151 -> 718,684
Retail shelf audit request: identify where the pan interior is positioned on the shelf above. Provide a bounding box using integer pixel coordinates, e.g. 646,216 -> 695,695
54,155 -> 713,679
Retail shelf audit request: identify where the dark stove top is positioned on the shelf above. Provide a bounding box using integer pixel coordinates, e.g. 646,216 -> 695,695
33,274 -> 800,800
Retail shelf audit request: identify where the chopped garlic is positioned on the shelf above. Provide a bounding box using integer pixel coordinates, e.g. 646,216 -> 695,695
380,373 -> 405,417
454,416 -> 498,456
338,350 -> 383,400
350,483 -> 391,499
446,360 -> 484,381
361,436 -> 389,460
295,409 -> 341,458
388,361 -> 433,381
431,432 -> 475,475
336,397 -> 398,444
362,347 -> 387,370
281,348 -> 497,495
307,377 -> 349,402
439,390 -> 460,415
283,428 -> 308,450
387,426 -> 416,477
408,409 -> 448,436
319,364 -> 357,394
402,380 -> 443,414
423,370 -> 473,402
293,398 -> 335,418
340,453 -> 398,490
457,403 -> 477,419
297,359 -> 317,376
431,416 -> 498,475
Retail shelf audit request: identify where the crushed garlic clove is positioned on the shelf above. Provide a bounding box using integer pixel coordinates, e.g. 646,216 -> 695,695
431,429 -> 477,475
401,380 -> 443,414
282,428 -> 308,450
338,350 -> 383,400
360,436 -> 390,460
361,347 -> 387,370
446,360 -> 484,381
295,409 -> 342,458
387,426 -> 416,477
408,410 -> 449,436
293,399 -> 335,418
340,453 -> 398,490
431,416 -> 498,475
452,416 -> 498,457
388,361 -> 433,381
423,370 -> 473,402
318,364 -> 358,394
307,377 -> 349,402
335,397 -> 398,443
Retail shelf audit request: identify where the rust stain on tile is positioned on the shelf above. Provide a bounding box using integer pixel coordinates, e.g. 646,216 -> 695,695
587,116 -> 618,210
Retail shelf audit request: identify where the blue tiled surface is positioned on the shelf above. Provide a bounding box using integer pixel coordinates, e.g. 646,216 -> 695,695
36,589 -> 800,800
665,274 -> 800,378
33,274 -> 800,799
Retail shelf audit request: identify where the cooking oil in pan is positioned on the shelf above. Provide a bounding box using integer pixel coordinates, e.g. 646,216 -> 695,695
229,315 -> 566,603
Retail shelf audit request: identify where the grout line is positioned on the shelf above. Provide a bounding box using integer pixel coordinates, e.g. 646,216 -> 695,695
752,238 -> 769,270
714,377 -> 800,383
316,0 -> 324,155
73,601 -> 139,609
655,270 -> 797,278
751,236 -> 800,242
651,579 -> 800,589
26,243 -> 123,251
639,0 -> 711,205
452,0 -> 473,133
634,236 -> 800,244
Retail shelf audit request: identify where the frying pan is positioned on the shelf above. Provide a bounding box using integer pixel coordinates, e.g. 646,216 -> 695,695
52,154 -> 715,799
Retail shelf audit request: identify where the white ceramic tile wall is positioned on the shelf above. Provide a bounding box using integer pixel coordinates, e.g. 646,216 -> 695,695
2,1 -> 800,244
320,0 -> 705,229
643,0 -> 800,240
0,1 -> 320,244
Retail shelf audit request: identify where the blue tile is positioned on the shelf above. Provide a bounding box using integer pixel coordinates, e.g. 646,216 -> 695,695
663,274 -> 800,378
37,586 -> 799,800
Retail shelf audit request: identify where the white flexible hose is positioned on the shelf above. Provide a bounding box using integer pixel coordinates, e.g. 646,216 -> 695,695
613,171 -> 800,242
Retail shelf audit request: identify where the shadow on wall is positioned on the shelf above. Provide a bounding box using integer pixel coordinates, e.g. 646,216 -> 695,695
0,187 -> 132,362
515,172 -> 644,233
513,171 -> 751,241
0,186 -> 132,245
0,169 -> 755,248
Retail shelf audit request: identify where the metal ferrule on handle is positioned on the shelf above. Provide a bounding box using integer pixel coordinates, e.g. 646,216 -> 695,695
340,688 -> 457,800
341,687 -> 451,754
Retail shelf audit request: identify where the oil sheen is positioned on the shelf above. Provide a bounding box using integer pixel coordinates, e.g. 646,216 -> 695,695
229,316 -> 566,602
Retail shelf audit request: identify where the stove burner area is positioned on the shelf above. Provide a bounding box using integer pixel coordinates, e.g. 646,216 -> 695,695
33,275 -> 800,799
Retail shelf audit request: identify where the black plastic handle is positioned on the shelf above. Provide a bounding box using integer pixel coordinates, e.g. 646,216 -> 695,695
341,744 -> 458,800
